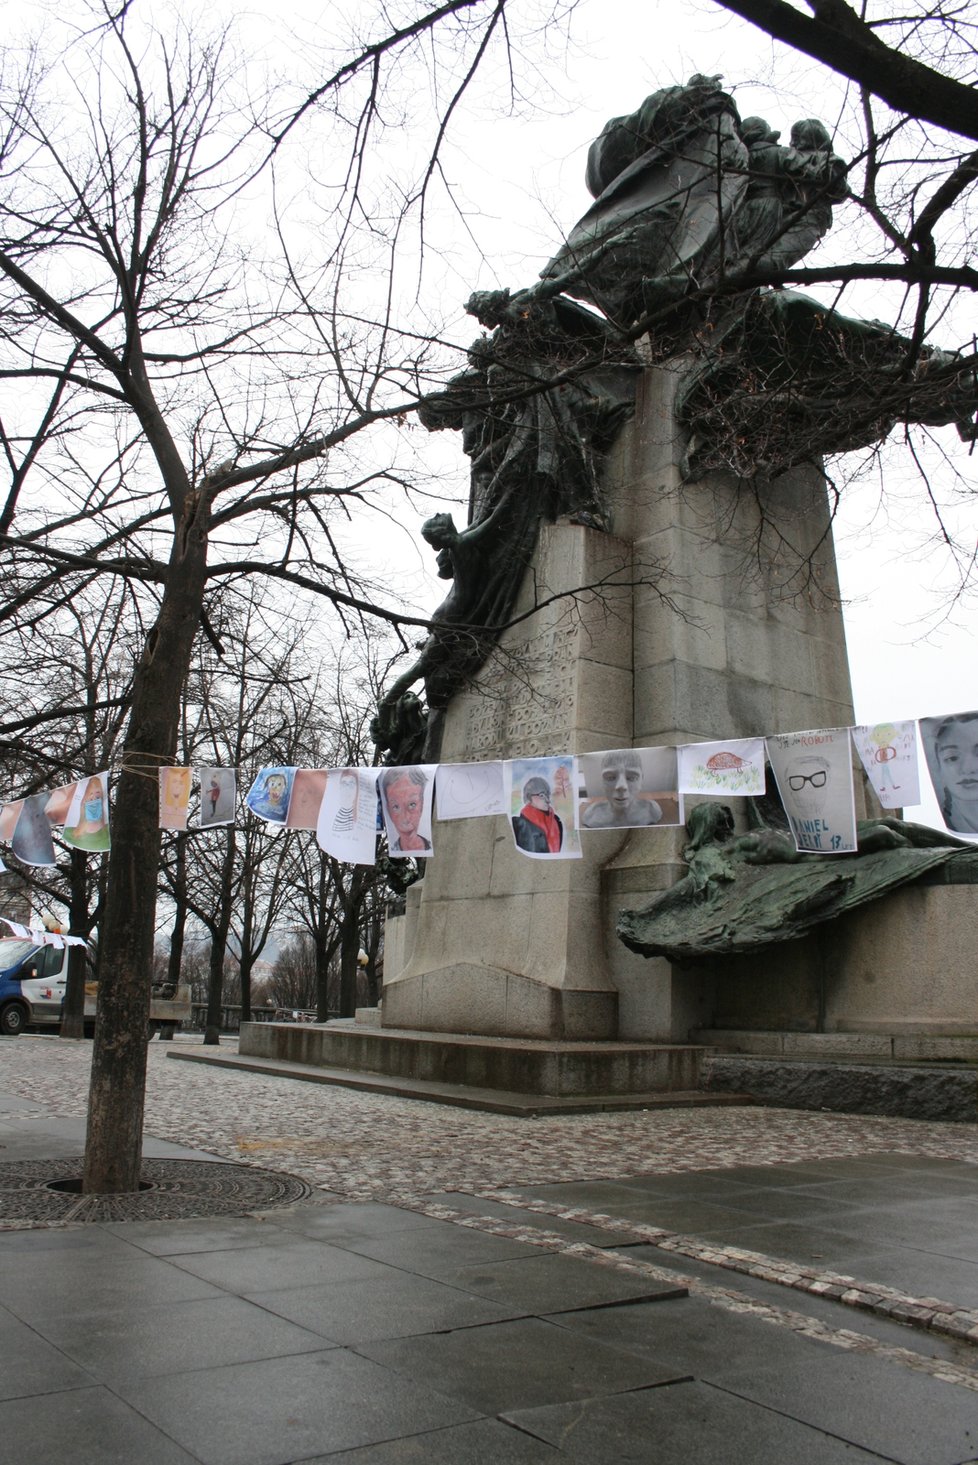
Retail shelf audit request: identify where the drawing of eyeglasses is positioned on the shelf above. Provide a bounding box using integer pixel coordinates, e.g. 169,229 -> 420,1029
787,770 -> 828,791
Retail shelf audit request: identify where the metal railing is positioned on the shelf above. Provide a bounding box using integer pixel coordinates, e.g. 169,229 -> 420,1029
188,1004 -> 329,1033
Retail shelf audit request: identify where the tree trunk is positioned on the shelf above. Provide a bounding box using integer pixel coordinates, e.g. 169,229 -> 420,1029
83,754 -> 164,1191
315,856 -> 332,1021
365,906 -> 382,1007
204,826 -> 236,1045
338,869 -> 368,1018
83,493 -> 208,1194
166,832 -> 188,988
239,953 -> 252,1025
61,849 -> 91,1039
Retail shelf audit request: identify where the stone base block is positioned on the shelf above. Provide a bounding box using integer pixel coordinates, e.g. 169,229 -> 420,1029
681,882 -> 978,1040
693,1028 -> 978,1064
238,1022 -> 706,1096
702,1054 -> 978,1123
382,963 -> 618,1041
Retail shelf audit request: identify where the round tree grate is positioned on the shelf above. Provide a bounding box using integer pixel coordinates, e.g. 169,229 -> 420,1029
0,1157 -> 314,1225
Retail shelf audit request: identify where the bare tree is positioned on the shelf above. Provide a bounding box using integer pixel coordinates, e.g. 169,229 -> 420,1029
267,935 -> 320,1013
0,583 -> 139,1034
0,5 -> 461,1191
5,0 -> 974,1197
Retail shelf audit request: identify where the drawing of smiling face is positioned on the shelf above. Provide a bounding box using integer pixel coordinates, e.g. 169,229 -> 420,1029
265,774 -> 287,807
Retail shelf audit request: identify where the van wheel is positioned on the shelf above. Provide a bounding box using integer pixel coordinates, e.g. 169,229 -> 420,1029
0,1003 -> 28,1036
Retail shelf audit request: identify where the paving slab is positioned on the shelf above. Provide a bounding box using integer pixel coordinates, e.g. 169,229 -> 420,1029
0,1242 -> 224,1321
519,1157 -> 978,1312
113,1348 -> 481,1465
0,1305 -> 97,1402
245,1268 -> 528,1344
658,1219 -> 978,1306
356,1315 -> 689,1415
0,1091 -> 49,1114
503,1380 -> 895,1464
164,1235 -> 413,1293
545,1295 -> 978,1465
671,1186 -> 876,1223
263,1199 -> 489,1244
605,1242 -> 975,1363
103,1212 -> 314,1256
711,1332 -> 978,1465
306,1417 -> 563,1462
331,1220 -> 556,1279
0,1384 -> 202,1465
417,1247 -> 687,1312
33,1292 -> 336,1381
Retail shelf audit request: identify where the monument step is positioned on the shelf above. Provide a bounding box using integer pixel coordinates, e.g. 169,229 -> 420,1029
168,1045 -> 749,1116
237,1022 -> 709,1098
693,1029 -> 978,1065
702,1053 -> 978,1123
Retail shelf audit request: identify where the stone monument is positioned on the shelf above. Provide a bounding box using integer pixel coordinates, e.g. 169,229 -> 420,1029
376,76 -> 978,1046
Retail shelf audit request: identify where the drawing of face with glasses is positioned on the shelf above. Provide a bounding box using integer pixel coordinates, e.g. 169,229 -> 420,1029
784,755 -> 831,819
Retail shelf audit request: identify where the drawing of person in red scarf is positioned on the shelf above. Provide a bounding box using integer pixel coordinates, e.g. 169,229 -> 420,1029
512,775 -> 563,854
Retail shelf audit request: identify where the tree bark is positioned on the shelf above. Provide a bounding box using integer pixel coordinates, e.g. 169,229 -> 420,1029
715,0 -> 978,143
239,952 -> 253,1025
315,856 -> 332,1022
203,825 -> 236,1046
83,494 -> 208,1193
60,849 -> 91,1040
166,832 -> 189,989
338,868 -> 369,1018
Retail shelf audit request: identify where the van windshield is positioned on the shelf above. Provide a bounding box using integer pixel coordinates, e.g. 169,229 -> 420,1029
0,939 -> 39,968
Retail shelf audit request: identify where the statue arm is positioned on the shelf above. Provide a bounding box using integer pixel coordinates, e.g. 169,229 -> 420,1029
418,366 -> 487,433
781,145 -> 849,203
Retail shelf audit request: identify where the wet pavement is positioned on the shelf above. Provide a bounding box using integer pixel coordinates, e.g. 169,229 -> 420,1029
2,1033 -> 978,1463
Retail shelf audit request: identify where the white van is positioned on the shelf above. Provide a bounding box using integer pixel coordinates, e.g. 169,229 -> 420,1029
0,937 -> 190,1038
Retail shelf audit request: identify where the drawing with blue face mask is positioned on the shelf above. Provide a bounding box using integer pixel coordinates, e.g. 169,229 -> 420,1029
64,774 -> 111,852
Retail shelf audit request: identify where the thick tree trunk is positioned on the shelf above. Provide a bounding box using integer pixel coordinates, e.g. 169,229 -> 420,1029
83,494 -> 208,1194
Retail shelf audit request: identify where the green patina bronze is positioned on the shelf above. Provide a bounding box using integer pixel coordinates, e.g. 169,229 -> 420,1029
618,801 -> 973,963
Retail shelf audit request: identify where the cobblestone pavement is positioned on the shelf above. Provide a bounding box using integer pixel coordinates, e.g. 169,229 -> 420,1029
4,1034 -> 978,1202
6,1032 -> 978,1401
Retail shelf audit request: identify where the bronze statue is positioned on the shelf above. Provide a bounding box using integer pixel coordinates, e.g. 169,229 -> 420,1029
373,292 -> 638,763
372,77 -> 976,760
618,797 -> 973,963
730,116 -> 848,275
540,74 -> 749,331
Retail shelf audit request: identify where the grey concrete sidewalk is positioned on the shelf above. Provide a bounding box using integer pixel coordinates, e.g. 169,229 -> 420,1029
3,1047 -> 978,1462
